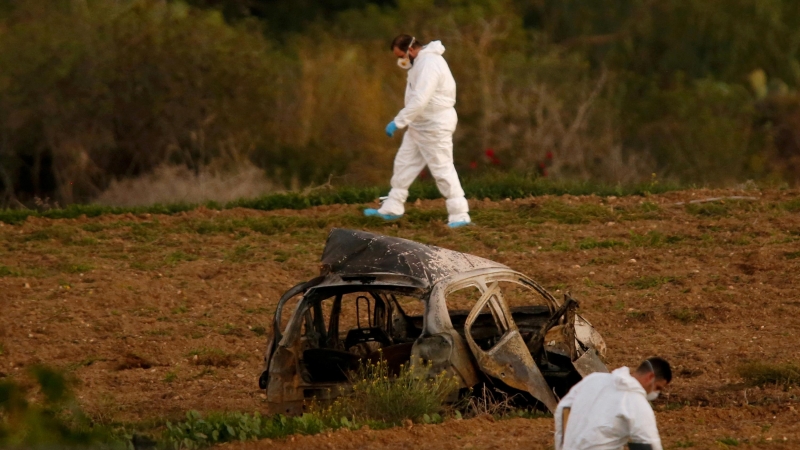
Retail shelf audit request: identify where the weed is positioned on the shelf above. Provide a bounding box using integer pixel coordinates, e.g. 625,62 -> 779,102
164,372 -> 178,383
116,353 -> 154,371
60,262 -> 94,274
226,244 -> 253,262
737,361 -> 800,386
785,251 -> 800,260
780,198 -> 800,213
165,251 -> 198,266
674,440 -> 695,448
220,323 -> 245,337
717,437 -> 739,446
628,276 -> 674,290
578,238 -> 625,250
250,326 -> 267,336
322,358 -> 459,426
188,349 -> 240,367
626,310 -> 653,321
670,308 -> 704,324
524,200 -> 616,225
171,304 -> 188,314
0,265 -> 20,277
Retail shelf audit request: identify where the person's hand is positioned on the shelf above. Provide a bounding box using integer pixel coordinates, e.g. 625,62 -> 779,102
385,121 -> 398,137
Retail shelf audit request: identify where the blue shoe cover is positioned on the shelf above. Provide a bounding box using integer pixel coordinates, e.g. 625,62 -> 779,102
364,208 -> 402,221
448,220 -> 472,228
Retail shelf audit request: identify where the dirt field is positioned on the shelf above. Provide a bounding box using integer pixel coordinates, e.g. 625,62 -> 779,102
1,188 -> 799,448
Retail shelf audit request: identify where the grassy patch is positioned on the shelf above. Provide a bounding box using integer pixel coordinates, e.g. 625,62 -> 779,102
0,176 -> 685,225
226,244 -> 254,262
524,200 -> 616,225
578,238 -> 625,250
717,437 -> 739,446
628,276 -> 675,290
626,310 -> 654,321
164,372 -> 178,383
164,251 -> 198,266
785,251 -> 800,260
59,262 -> 94,274
0,265 -> 21,277
780,198 -> 800,213
670,307 -> 704,324
188,349 -> 241,367
737,361 -> 800,386
250,326 -> 267,336
220,323 -> 245,337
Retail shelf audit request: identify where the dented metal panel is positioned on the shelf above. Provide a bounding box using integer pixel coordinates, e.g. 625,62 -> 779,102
320,229 -> 507,287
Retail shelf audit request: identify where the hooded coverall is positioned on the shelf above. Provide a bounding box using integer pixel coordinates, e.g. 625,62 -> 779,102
554,367 -> 663,450
378,40 -> 470,224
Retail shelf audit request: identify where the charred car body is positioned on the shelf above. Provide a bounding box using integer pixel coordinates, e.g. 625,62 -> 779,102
259,229 -> 608,413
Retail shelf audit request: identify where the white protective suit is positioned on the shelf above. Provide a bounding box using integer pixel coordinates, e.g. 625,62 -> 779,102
379,40 -> 470,224
554,367 -> 663,450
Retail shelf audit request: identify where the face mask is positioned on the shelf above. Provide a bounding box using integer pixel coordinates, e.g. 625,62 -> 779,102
644,359 -> 660,401
397,37 -> 415,70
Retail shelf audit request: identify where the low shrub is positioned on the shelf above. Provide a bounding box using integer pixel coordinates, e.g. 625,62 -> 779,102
737,361 -> 800,386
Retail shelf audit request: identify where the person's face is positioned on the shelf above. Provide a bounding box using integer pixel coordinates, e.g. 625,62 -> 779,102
644,372 -> 669,394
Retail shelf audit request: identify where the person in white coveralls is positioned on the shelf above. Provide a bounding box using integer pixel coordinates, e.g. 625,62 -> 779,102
554,357 -> 672,450
364,34 -> 471,228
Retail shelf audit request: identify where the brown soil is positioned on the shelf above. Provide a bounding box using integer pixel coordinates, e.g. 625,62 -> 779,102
1,188 -> 799,448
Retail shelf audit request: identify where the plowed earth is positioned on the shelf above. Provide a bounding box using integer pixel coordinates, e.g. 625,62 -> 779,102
1,188 -> 800,449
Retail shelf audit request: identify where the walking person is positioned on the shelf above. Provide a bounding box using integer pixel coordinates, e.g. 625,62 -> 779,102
364,34 -> 471,228
554,357 -> 672,450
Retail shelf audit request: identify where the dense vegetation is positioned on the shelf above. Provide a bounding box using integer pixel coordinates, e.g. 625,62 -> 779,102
1,0 -> 798,206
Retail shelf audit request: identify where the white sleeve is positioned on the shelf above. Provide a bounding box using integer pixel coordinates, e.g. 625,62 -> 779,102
628,397 -> 663,450
553,385 -> 579,450
393,60 -> 440,128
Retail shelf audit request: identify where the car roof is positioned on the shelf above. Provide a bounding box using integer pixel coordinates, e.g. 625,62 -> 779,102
319,228 -> 509,289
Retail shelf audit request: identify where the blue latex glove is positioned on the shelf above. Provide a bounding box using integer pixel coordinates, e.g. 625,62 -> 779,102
385,121 -> 398,137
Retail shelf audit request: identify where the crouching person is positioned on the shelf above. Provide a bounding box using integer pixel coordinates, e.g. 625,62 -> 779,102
555,357 -> 672,450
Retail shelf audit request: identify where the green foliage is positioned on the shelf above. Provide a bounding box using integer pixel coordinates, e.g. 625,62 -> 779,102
670,308 -> 704,324
577,238 -> 625,250
628,276 -> 675,290
321,359 -> 460,426
737,361 -> 800,386
0,366 -> 128,448
162,410 -> 342,449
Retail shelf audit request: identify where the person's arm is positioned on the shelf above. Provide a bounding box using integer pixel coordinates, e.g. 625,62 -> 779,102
628,397 -> 663,450
553,386 -> 579,450
393,59 -> 440,128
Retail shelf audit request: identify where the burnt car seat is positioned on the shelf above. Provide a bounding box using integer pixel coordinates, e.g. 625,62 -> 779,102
344,327 -> 392,351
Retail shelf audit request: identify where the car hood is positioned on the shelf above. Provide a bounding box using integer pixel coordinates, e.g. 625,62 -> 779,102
320,228 -> 508,287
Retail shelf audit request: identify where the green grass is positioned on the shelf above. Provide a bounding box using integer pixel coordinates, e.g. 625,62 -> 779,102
785,251 -> 800,260
737,361 -> 800,386
628,276 -> 675,290
670,307 -> 704,324
717,437 -> 739,446
0,175 -> 685,225
0,265 -> 21,277
164,251 -> 198,266
578,238 -> 625,250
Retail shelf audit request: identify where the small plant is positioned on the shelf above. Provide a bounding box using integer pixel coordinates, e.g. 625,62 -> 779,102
670,307 -> 704,324
220,323 -> 245,337
628,276 -> 674,290
737,361 -> 800,386
250,326 -> 267,336
165,251 -> 198,266
188,349 -> 239,367
578,238 -> 625,250
164,372 -> 178,383
717,437 -> 740,446
626,310 -> 653,321
321,358 -> 459,426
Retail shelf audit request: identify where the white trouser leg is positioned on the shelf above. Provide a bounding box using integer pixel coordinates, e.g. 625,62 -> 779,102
378,131 -> 426,216
413,126 -> 470,224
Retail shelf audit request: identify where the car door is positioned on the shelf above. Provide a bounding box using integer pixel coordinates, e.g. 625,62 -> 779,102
463,280 -> 558,412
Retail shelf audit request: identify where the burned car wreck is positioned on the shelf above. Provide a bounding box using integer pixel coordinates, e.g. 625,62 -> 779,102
259,228 -> 608,414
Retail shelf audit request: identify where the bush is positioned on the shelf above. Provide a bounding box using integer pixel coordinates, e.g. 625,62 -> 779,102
322,358 -> 460,426
737,361 -> 800,386
0,366 -> 128,448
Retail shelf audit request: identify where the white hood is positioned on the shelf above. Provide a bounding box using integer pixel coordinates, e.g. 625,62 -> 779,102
419,40 -> 446,57
612,366 -> 647,395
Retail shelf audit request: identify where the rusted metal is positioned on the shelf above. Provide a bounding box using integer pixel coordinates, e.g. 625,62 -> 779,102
260,229 -> 608,414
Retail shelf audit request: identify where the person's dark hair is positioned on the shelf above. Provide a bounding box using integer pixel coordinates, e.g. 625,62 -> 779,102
635,357 -> 672,383
390,34 -> 423,52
